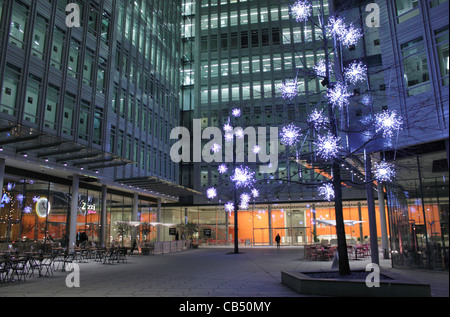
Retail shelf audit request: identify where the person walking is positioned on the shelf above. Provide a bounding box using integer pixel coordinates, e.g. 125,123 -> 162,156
275,234 -> 281,248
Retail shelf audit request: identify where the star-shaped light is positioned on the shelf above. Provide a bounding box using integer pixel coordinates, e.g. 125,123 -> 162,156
232,108 -> 242,117
218,164 -> 228,174
281,124 -> 302,146
251,188 -> 260,198
318,183 -> 335,201
375,110 -> 403,138
339,24 -> 363,48
223,123 -> 233,133
280,78 -> 299,100
32,196 -> 40,203
16,194 -> 25,203
206,187 -> 217,199
344,61 -> 367,85
252,145 -> 261,154
326,16 -> 346,38
314,59 -> 333,78
225,133 -> 234,142
290,0 -> 312,23
231,166 -> 256,188
211,143 -> 221,153
225,201 -> 235,212
315,132 -> 341,160
373,161 -> 396,183
308,109 -> 329,131
24,206 -> 32,214
235,128 -> 244,139
327,82 -> 352,109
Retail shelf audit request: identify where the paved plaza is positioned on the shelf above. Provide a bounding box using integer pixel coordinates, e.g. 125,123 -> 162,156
0,246 -> 448,298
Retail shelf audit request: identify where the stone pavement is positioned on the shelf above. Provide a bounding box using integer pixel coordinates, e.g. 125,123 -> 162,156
0,246 -> 448,298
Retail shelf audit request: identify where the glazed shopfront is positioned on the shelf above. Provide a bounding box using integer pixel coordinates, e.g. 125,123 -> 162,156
0,170 -> 161,250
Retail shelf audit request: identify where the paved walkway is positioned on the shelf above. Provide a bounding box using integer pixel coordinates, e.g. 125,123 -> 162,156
0,246 -> 448,297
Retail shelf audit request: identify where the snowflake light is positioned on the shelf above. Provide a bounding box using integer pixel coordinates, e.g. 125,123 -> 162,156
240,193 -> 251,205
314,59 -> 333,78
225,202 -> 235,212
327,82 -> 352,109
318,183 -> 335,201
32,196 -> 40,203
373,161 -> 396,183
308,109 -> 329,131
315,132 -> 341,160
344,61 -> 367,85
280,78 -> 299,100
375,110 -> 403,138
225,133 -> 234,142
211,143 -> 221,153
281,124 -> 302,146
326,16 -> 346,38
251,188 -> 260,198
235,128 -> 244,139
24,206 -> 32,214
339,24 -> 363,48
290,0 -> 312,22
231,166 -> 256,188
223,123 -> 233,133
218,164 -> 228,174
16,194 -> 25,203
240,200 -> 249,210
206,187 -> 217,199
252,145 -> 261,154
232,108 -> 242,117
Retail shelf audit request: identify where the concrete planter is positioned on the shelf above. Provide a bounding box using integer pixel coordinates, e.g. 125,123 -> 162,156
281,270 -> 431,297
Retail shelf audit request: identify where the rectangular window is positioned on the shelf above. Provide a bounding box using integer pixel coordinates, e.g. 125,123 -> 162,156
79,101 -> 90,141
63,92 -> 76,136
401,37 -> 430,96
0,65 -> 21,116
68,39 -> 81,78
395,0 -> 419,23
24,74 -> 41,124
435,27 -> 449,86
50,27 -> 65,70
44,84 -> 59,130
9,1 -> 28,49
31,15 -> 48,60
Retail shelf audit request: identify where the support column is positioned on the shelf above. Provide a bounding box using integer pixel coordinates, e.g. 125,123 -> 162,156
100,185 -> 107,247
364,151 -> 379,265
69,174 -> 80,251
0,158 -> 5,194
377,183 -> 390,259
357,202 -> 364,244
132,192 -> 139,242
157,198 -> 162,242
268,205 -> 273,246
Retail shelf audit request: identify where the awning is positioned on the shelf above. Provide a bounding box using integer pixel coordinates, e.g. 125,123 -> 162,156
315,219 -> 366,227
115,176 -> 202,197
0,120 -> 133,171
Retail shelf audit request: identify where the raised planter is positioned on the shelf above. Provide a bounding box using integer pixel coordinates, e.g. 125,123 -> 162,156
281,270 -> 431,297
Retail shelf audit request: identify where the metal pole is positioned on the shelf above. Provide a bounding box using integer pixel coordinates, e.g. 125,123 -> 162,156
100,185 -> 107,247
417,156 -> 431,269
364,150 -> 379,265
377,183 -> 390,259
69,174 -> 80,252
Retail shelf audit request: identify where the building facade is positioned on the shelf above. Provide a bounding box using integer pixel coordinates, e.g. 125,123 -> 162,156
0,0 -> 192,249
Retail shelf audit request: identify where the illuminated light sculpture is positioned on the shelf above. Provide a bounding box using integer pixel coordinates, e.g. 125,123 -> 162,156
218,164 -> 228,174
235,128 -> 245,139
339,24 -> 363,48
318,183 -> 335,201
230,166 -> 256,189
280,78 -> 299,100
375,110 -> 403,138
280,124 -> 302,146
314,59 -> 333,78
315,132 -> 341,160
373,161 -> 396,183
290,0 -> 312,23
224,133 -> 234,142
344,61 -> 367,85
327,82 -> 352,109
223,123 -> 233,133
251,188 -> 260,198
326,16 -> 346,38
225,201 -> 235,213
207,187 -> 217,200
308,109 -> 329,131
211,143 -> 221,153
232,108 -> 242,118
252,145 -> 261,154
